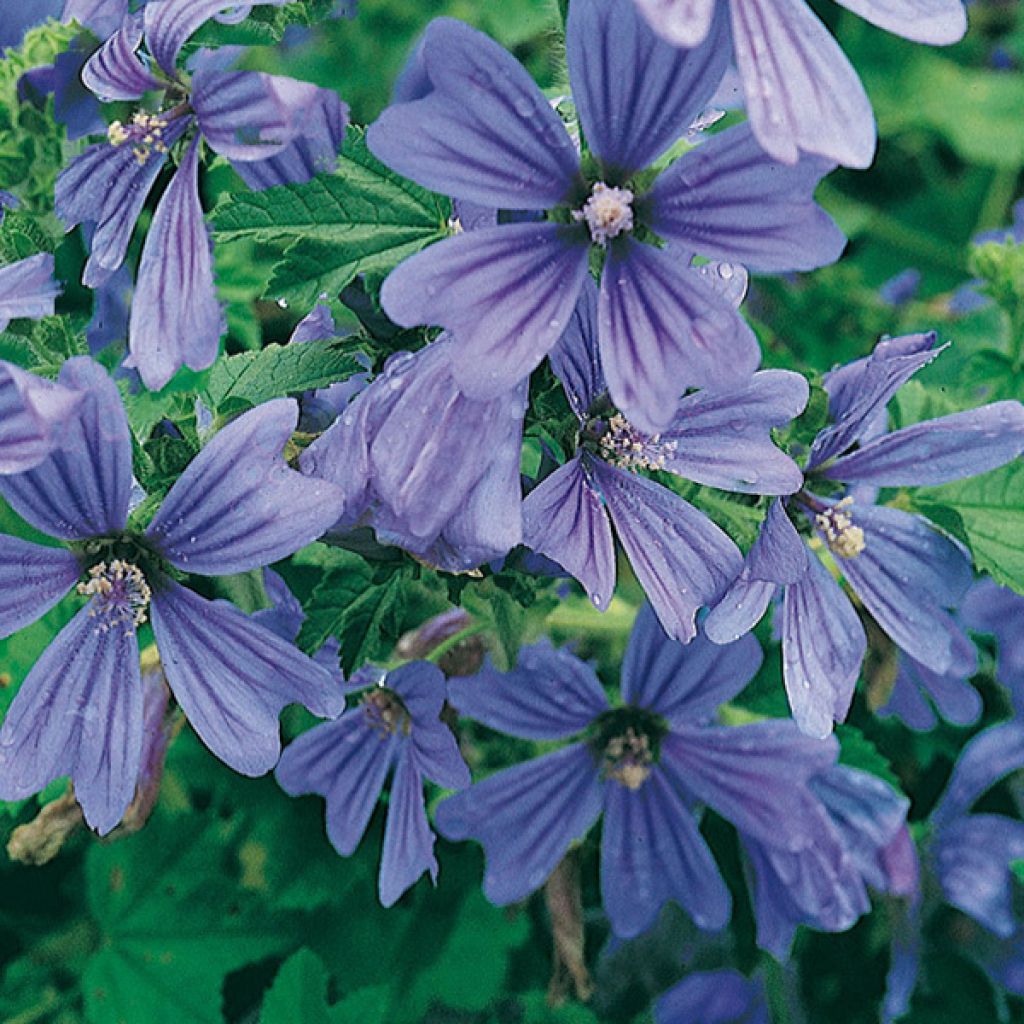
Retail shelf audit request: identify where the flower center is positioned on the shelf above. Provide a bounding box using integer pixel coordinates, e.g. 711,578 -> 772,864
815,497 -> 866,559
574,182 -> 634,245
107,111 -> 169,166
597,413 -> 677,472
77,560 -> 152,635
603,727 -> 653,790
361,688 -> 410,737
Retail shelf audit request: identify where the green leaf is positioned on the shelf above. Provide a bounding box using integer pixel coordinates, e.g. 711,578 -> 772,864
83,809 -> 293,1024
835,724 -> 900,789
261,949 -> 334,1024
913,461 -> 1024,594
517,992 -> 602,1023
212,128 -> 450,308
202,336 -> 364,414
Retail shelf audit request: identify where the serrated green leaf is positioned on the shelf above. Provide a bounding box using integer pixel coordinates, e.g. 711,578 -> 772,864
261,949 -> 334,1024
835,725 -> 900,789
212,128 -> 450,308
202,336 -> 363,414
914,461 -> 1024,594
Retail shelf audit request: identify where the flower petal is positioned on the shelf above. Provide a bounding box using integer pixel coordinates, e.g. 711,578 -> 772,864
0,359 -> 82,474
781,554 -> 866,737
729,0 -> 875,168
0,253 -> 61,332
0,535 -> 79,638
380,224 -> 590,400
81,12 -> 162,101
598,238 -> 760,435
932,721 -> 1024,826
523,457 -> 616,612
549,277 -> 605,419
655,970 -> 769,1024
621,602 -> 762,722
367,18 -> 580,208
151,580 -> 345,776
661,370 -> 808,494
594,459 -> 742,643
126,137 -> 222,391
447,639 -> 609,741
646,124 -> 845,272
380,746 -> 438,907
823,402 -> 1024,487
434,744 -> 604,905
833,0 -> 966,44
633,0 -> 717,48
567,0 -> 728,178
0,603 -> 142,835
601,765 -> 731,937
0,357 -> 132,539
147,399 -> 344,575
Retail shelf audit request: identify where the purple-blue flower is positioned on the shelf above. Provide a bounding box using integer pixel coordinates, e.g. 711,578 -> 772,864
300,336 -> 527,573
436,604 -> 838,938
654,969 -> 768,1024
524,278 -> 807,642
55,0 -> 347,390
275,660 -> 470,907
0,357 -> 346,834
633,0 -> 966,169
366,0 -> 843,435
706,332 -> 1024,736
0,358 -> 83,474
962,577 -> 1024,707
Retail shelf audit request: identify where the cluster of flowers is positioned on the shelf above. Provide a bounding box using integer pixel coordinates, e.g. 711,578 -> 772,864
2,0 -> 1024,1015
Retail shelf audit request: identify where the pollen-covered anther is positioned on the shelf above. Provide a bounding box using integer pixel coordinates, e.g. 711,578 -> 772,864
574,182 -> 635,245
107,111 -> 169,165
603,727 -> 653,790
362,688 -> 411,738
815,497 -> 866,559
77,559 -> 152,635
599,413 -> 677,473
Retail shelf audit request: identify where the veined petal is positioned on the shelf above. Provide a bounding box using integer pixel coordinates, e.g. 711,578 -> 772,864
380,746 -> 438,907
655,971 -> 769,1024
0,603 -> 142,835
621,603 -> 762,723
434,744 -> 604,906
703,577 -> 777,646
0,253 -> 61,332
594,459 -> 742,643
63,0 -> 130,38
823,403 -> 1024,487
661,370 -> 808,494
601,765 -> 731,937
145,0 -> 289,76
567,0 -> 728,179
447,639 -> 609,741
646,124 -> 845,272
598,238 -> 760,436
633,0 -> 717,48
126,137 -> 222,391
523,457 -> 616,612
0,357 -> 132,539
275,712 -> 397,855
367,18 -> 580,208
548,277 -> 605,419
0,535 -> 79,639
151,580 -> 345,776
148,399 -> 344,575
834,0 -> 966,44
81,13 -> 162,101
781,554 -> 866,737
0,359 -> 82,474
730,0 -> 875,168
380,224 -> 590,400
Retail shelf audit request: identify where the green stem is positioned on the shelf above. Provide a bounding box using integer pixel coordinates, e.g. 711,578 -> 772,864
546,595 -> 638,637
7,989 -> 61,1024
975,167 -> 1021,239
426,623 -> 488,664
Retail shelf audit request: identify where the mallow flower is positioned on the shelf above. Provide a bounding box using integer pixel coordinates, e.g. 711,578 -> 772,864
55,0 -> 347,390
961,577 -> 1024,707
276,661 -> 471,907
367,0 -> 843,435
436,604 -> 838,939
300,335 -> 527,573
0,357 -> 346,834
705,332 -> 1024,736
524,279 -> 807,642
632,0 -> 966,170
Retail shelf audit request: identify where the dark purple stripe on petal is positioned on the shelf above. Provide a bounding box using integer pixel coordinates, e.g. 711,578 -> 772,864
81,13 -> 163,101
380,746 -> 438,906
0,534 -> 79,638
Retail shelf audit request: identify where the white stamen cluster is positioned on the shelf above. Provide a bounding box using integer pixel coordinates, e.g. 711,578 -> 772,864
815,497 -> 866,559
77,560 -> 152,635
574,182 -> 634,245
599,413 -> 677,473
107,111 -> 169,166
603,727 -> 652,790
